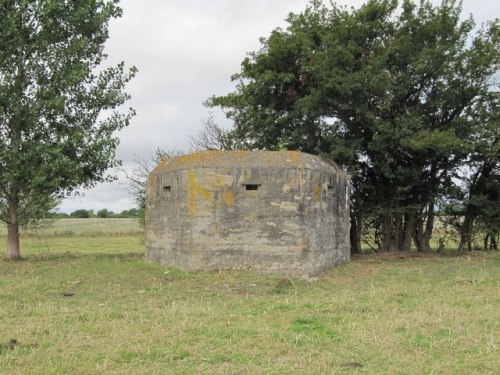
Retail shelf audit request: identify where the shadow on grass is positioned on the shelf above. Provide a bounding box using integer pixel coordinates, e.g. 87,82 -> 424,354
351,249 -> 497,262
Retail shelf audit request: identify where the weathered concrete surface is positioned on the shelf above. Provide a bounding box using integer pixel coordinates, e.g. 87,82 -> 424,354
145,150 -> 350,276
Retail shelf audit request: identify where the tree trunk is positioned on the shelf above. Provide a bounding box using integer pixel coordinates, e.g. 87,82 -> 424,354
5,190 -> 21,260
422,202 -> 435,252
413,204 -> 434,252
413,213 -> 423,251
394,212 -> 404,251
5,29 -> 24,261
484,231 -> 498,251
458,214 -> 474,252
491,236 -> 498,250
399,212 -> 414,251
6,221 -> 21,260
350,214 -> 362,254
483,234 -> 490,251
381,211 -> 398,252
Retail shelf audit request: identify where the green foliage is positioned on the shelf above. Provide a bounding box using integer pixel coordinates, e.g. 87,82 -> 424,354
444,92 -> 500,250
70,208 -> 139,219
97,208 -> 112,218
47,212 -> 69,219
70,209 -> 92,219
0,217 -> 141,238
207,0 -> 500,252
115,208 -> 139,218
123,208 -> 138,217
0,0 -> 136,258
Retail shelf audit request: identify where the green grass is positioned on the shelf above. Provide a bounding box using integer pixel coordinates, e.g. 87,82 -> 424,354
0,220 -> 499,374
0,218 -> 143,258
0,218 -> 143,238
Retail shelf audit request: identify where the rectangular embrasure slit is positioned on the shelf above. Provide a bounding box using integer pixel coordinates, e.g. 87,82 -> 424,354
245,184 -> 259,191
163,186 -> 171,192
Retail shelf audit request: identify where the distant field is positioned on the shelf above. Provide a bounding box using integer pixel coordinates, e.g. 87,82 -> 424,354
0,220 -> 498,374
0,218 -> 142,237
0,218 -> 143,257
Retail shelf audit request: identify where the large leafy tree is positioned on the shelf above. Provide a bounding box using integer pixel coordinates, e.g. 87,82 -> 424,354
208,0 -> 499,252
0,0 -> 136,259
451,92 -> 499,251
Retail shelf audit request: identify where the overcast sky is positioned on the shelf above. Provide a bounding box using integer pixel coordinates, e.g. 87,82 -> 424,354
58,0 -> 500,213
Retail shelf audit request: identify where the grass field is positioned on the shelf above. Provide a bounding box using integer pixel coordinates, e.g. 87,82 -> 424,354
0,219 -> 499,374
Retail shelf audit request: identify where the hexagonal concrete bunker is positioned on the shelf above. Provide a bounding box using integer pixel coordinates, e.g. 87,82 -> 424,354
145,150 -> 350,276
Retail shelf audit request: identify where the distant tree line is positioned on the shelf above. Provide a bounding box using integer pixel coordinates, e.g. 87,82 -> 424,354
48,208 -> 139,219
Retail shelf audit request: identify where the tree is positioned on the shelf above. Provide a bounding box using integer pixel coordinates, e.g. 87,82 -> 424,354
207,0 -> 499,252
122,208 -> 138,217
97,208 -> 113,218
0,0 -> 136,259
447,92 -> 500,251
115,208 -> 139,218
190,113 -> 249,151
70,209 -> 91,219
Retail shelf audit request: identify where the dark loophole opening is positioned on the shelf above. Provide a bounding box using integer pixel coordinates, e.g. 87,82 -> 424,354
245,184 -> 259,191
327,185 -> 335,190
163,186 -> 171,192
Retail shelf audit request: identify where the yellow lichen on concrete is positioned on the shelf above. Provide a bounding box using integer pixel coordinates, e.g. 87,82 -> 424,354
154,150 -> 340,173
286,151 -> 303,168
145,175 -> 156,208
313,177 -> 321,203
222,190 -> 235,207
197,170 -> 235,208
169,150 -> 253,170
207,173 -> 233,187
293,244 -> 306,253
281,183 -> 292,193
187,170 -> 212,217
149,157 -> 176,175
173,152 -> 206,167
225,150 -> 251,159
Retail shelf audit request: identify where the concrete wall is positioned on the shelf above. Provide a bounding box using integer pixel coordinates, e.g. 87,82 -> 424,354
145,151 -> 350,276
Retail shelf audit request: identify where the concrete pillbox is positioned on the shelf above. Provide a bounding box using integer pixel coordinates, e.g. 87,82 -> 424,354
145,150 -> 350,276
